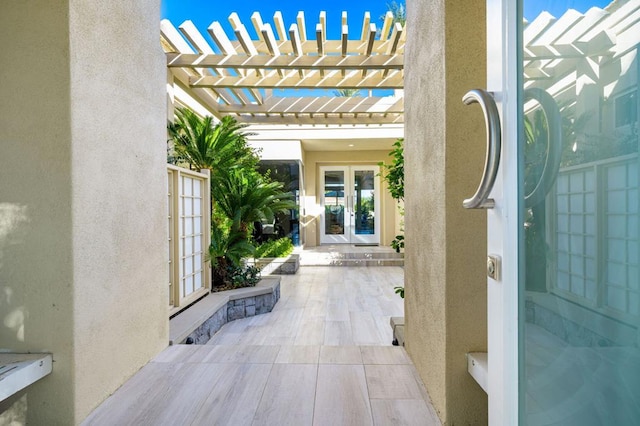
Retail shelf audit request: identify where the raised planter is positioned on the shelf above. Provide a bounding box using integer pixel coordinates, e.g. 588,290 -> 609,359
249,253 -> 299,275
169,277 -> 281,345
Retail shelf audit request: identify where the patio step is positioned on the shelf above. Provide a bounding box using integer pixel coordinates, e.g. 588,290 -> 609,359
299,249 -> 404,267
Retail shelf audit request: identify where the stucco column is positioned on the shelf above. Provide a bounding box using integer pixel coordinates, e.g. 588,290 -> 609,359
0,1 -> 167,423
404,0 -> 488,424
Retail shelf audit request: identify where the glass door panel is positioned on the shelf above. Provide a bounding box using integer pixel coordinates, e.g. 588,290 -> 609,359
320,166 -> 380,244
323,169 -> 347,242
518,1 -> 640,424
351,166 -> 380,244
354,170 -> 376,236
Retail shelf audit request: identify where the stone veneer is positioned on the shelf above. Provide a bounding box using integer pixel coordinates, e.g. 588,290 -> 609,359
250,253 -> 300,275
170,277 -> 281,345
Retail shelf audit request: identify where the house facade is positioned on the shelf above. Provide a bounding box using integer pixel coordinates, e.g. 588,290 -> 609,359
162,15 -> 405,249
1,0 -> 638,424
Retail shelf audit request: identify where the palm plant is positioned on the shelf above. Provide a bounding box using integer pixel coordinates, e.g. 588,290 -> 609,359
379,1 -> 406,39
167,108 -> 257,178
387,1 -> 406,25
168,108 -> 295,288
333,89 -> 361,97
214,169 -> 297,238
209,223 -> 256,285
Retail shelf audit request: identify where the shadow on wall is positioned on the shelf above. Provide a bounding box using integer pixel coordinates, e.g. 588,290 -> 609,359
0,203 -> 30,347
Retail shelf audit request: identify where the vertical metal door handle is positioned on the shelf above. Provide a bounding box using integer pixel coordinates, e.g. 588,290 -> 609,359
523,88 -> 562,208
462,89 -> 502,209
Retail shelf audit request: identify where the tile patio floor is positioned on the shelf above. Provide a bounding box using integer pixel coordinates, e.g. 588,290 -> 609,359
83,266 -> 440,425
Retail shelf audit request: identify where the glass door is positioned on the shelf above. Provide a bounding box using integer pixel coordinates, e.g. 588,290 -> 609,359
320,166 -> 380,244
321,167 -> 349,244
483,0 -> 640,424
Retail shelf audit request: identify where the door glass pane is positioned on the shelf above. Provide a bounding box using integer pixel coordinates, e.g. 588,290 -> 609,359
324,171 -> 345,235
354,170 -> 375,235
520,1 -> 640,424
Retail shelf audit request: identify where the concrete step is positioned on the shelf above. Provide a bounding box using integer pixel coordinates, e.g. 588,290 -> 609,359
300,251 -> 404,267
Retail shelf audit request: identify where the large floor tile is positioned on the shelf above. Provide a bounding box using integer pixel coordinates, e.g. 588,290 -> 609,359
189,363 -> 273,425
313,364 -> 373,426
324,320 -> 356,345
83,266 -> 443,426
275,345 -> 320,364
365,364 -> 424,399
201,344 -> 280,363
319,345 -> 363,364
370,399 -> 441,426
360,346 -> 411,365
252,364 -> 317,426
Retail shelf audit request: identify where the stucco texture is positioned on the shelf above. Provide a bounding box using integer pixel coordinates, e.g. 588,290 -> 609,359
0,1 -> 168,424
404,0 -> 488,424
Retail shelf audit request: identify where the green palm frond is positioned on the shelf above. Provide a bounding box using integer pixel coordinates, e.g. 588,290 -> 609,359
168,108 -> 257,175
214,169 -> 297,234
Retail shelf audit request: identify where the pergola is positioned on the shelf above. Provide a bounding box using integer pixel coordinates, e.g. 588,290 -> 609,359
161,11 -> 405,126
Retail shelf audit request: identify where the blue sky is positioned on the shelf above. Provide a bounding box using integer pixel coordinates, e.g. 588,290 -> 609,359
161,0 -> 615,33
161,0 -> 396,41
524,0 -> 612,20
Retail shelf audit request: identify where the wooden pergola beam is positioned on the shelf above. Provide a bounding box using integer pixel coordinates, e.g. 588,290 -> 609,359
216,96 -> 404,114
189,70 -> 403,89
167,53 -> 403,70
161,12 -> 406,126
233,113 -> 404,125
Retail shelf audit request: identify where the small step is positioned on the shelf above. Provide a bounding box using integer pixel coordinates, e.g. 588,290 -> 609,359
390,316 -> 405,346
299,250 -> 404,267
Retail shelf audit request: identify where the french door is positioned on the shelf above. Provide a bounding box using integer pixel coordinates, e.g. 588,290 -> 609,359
478,0 -> 640,424
320,165 -> 380,245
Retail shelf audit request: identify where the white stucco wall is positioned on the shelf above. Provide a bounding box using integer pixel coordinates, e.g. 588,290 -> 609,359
0,1 -> 168,423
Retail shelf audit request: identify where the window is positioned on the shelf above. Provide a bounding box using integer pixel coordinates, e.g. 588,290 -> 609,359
614,89 -> 638,129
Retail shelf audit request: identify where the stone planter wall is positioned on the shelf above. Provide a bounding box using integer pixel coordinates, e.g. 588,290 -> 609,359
250,253 -> 300,275
169,277 -> 281,345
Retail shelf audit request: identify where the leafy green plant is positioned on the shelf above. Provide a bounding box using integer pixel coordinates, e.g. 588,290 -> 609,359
209,224 -> 255,286
228,264 -> 261,288
379,138 -> 406,296
214,169 -> 297,238
394,286 -> 405,298
379,138 -> 404,201
255,237 -> 294,258
391,234 -> 404,253
379,138 -> 405,253
169,108 -> 298,289
167,108 -> 257,178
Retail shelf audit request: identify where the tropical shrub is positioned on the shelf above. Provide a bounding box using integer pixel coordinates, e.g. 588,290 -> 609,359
209,223 -> 255,285
379,138 -> 405,253
168,108 -> 257,177
228,264 -> 261,288
168,108 -> 296,289
214,168 -> 296,242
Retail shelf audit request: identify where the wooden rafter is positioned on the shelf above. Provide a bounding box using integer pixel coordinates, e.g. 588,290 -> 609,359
166,53 -> 403,70
216,96 -> 404,114
189,70 -> 403,89
161,10 -> 405,125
